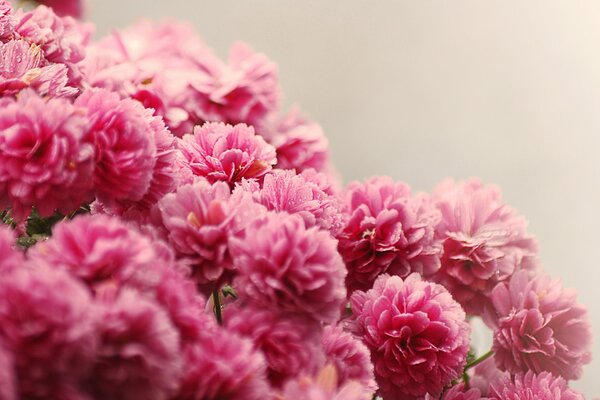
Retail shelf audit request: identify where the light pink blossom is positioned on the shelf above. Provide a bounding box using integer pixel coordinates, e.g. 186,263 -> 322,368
337,176 -> 442,292
231,212 -> 347,323
0,225 -> 22,272
487,270 -> 591,380
425,384 -> 486,400
432,179 -> 539,315
488,371 -> 583,400
350,273 -> 470,399
279,365 -> 371,400
0,0 -> 14,41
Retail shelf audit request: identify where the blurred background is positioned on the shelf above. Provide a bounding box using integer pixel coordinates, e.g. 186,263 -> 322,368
89,1 -> 600,395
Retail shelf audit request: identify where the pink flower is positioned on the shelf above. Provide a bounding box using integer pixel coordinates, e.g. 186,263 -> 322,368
0,267 -> 97,399
350,273 -> 470,399
158,180 -> 264,286
0,1 -> 14,41
337,176 -> 442,292
231,212 -> 347,323
0,91 -> 94,220
178,328 -> 271,400
487,270 -> 591,380
265,107 -> 330,173
488,371 -> 583,400
0,225 -> 23,272
86,289 -> 183,400
75,89 -> 157,206
321,325 -> 377,395
280,365 -> 371,400
425,384 -> 486,400
179,122 -> 276,185
35,0 -> 84,18
432,179 -> 538,315
469,356 -> 507,397
224,303 -> 325,387
252,169 -> 342,232
0,343 -> 16,400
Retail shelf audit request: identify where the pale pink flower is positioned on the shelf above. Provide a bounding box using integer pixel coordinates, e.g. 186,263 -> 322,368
0,91 -> 94,220
0,0 -> 14,41
432,179 -> 539,315
0,267 -> 97,399
280,365 -> 370,400
35,0 -> 84,18
0,225 -> 23,272
350,273 -> 470,399
487,270 -> 591,380
337,176 -> 442,292
158,180 -> 264,286
179,122 -> 276,185
75,89 -> 157,206
178,328 -> 271,400
0,343 -> 16,400
321,325 -> 377,395
252,169 -> 343,232
231,212 -> 347,323
86,289 -> 182,400
425,384 -> 486,400
469,356 -> 507,397
488,371 -> 583,400
224,303 -> 325,386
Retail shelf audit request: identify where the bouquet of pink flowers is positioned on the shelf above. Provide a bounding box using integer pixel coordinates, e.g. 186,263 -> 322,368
0,1 -> 593,399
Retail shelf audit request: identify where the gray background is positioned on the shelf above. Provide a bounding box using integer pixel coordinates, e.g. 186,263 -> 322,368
89,1 -> 600,395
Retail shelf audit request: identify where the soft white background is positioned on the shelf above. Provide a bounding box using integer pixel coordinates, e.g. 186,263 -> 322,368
89,1 -> 600,396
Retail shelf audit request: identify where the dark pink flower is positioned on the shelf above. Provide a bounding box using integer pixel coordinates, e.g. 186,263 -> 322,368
178,328 -> 271,400
432,179 -> 539,315
179,122 -> 276,185
76,89 -> 157,206
86,289 -> 183,400
35,0 -> 84,18
158,180 -> 264,286
0,343 -> 16,400
488,371 -> 583,400
0,91 -> 94,220
337,176 -> 442,292
321,325 -> 377,395
232,212 -> 347,323
0,267 -> 97,399
350,273 -> 470,399
487,270 -> 591,380
0,225 -> 23,272
224,303 -> 325,387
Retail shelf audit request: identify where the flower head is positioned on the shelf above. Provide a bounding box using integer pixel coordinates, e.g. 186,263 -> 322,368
350,273 -> 470,399
0,225 -> 23,272
487,270 -> 591,380
232,212 -> 347,323
488,371 -> 583,400
36,0 -> 84,18
279,365 -> 371,400
179,122 -> 276,185
0,1 -> 14,41
337,176 -> 442,292
425,384 -> 486,400
432,179 -> 538,315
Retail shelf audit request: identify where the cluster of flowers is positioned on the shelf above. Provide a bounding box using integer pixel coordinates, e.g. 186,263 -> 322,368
0,1 -> 593,399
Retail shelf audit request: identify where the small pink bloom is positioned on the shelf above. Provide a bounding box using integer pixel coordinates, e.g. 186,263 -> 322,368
179,122 -> 276,185
488,371 -> 583,400
432,179 -> 539,315
350,273 -> 470,399
425,384 -> 486,400
76,89 -> 157,206
225,303 -> 324,387
0,91 -> 94,220
280,365 -> 371,400
321,325 -> 377,395
232,212 -> 347,323
0,267 -> 97,399
0,225 -> 23,272
0,0 -> 14,41
86,289 -> 183,400
35,0 -> 84,18
469,356 -> 507,397
337,176 -> 442,292
487,270 -> 591,380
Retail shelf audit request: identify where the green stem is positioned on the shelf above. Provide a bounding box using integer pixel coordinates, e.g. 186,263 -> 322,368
464,350 -> 493,371
212,290 -> 222,325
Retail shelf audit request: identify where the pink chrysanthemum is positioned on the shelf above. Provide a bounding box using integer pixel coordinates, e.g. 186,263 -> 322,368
279,365 -> 371,400
252,169 -> 342,233
487,270 -> 591,380
178,328 -> 271,400
0,225 -> 22,272
469,356 -> 507,397
0,91 -> 94,220
0,267 -> 97,399
86,289 -> 182,400
425,384 -> 486,400
432,179 -> 539,315
179,122 -> 276,185
35,0 -> 84,18
158,180 -> 264,286
265,107 -> 330,173
0,0 -> 14,41
337,176 -> 442,292
0,343 -> 16,400
75,89 -> 157,206
488,371 -> 583,400
224,303 -> 325,387
321,325 -> 377,395
350,273 -> 470,399
231,212 -> 347,323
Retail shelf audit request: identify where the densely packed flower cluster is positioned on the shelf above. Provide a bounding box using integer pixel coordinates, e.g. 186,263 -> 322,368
0,1 -> 593,399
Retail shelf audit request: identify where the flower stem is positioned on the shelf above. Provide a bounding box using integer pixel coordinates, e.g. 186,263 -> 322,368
464,350 -> 493,371
212,289 -> 222,325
